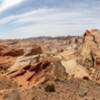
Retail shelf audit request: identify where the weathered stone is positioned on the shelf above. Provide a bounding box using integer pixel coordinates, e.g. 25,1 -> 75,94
61,60 -> 90,79
7,57 -> 67,88
24,46 -> 42,56
7,55 -> 40,73
0,48 -> 24,57
77,29 -> 100,69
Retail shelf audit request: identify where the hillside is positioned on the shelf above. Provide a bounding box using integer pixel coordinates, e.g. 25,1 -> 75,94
0,30 -> 100,100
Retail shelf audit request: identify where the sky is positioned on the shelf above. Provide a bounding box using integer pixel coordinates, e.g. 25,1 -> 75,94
0,0 -> 100,39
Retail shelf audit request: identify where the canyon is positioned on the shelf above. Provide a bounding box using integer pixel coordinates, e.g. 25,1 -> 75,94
0,30 -> 100,100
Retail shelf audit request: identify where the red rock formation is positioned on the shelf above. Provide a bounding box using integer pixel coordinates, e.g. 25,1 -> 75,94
1,49 -> 24,57
0,56 -> 16,74
0,44 -> 43,74
7,59 -> 53,88
7,57 -> 67,88
24,46 -> 42,56
7,60 -> 50,88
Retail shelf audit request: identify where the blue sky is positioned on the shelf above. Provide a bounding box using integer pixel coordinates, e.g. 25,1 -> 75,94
0,0 -> 100,39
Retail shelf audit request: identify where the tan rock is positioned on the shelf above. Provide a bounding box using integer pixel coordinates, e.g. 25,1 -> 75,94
7,55 -> 40,73
7,57 -> 67,88
95,56 -> 100,71
77,29 -> 100,69
24,46 -> 42,56
61,60 -> 90,79
55,50 -> 76,60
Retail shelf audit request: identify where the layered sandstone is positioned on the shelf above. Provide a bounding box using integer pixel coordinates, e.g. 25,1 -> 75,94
0,31 -> 100,100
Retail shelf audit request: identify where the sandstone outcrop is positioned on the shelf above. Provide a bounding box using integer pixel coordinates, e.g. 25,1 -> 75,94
77,29 -> 100,69
0,47 -> 24,57
76,29 -> 100,84
0,45 -> 42,73
7,55 -> 40,73
61,60 -> 90,79
0,30 -> 100,100
24,46 -> 42,56
7,58 -> 67,88
0,56 -> 16,74
55,29 -> 100,83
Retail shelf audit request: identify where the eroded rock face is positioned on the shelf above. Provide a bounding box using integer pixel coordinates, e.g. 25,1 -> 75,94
7,58 -> 67,88
7,55 -> 40,73
7,59 -> 50,88
0,48 -> 24,57
55,29 -> 100,83
0,56 -> 16,74
61,60 -> 90,79
0,31 -> 100,100
74,29 -> 100,84
77,29 -> 100,69
0,45 -> 43,74
24,46 -> 42,56
95,56 -> 100,71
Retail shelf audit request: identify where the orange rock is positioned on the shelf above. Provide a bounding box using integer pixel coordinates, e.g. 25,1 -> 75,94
7,57 -> 67,88
7,60 -> 50,88
0,48 -> 24,57
0,56 -> 16,73
90,29 -> 99,34
24,46 -> 42,56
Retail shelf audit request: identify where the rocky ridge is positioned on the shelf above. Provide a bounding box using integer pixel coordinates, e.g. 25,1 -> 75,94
0,30 -> 100,100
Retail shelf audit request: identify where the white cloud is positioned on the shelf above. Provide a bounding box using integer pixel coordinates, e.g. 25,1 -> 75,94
0,0 -> 26,13
0,8 -> 56,24
0,7 -> 100,39
0,8 -> 85,24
